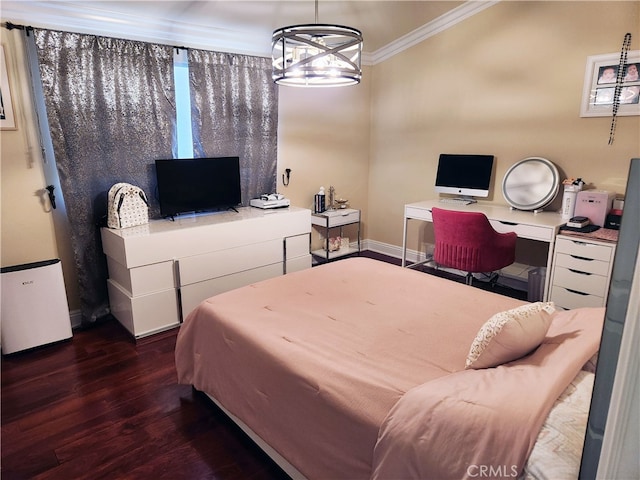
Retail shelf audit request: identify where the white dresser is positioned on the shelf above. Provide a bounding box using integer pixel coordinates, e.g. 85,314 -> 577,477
549,234 -> 617,310
101,207 -> 311,338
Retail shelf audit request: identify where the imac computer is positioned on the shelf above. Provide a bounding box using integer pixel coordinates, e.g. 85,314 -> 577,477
434,153 -> 495,204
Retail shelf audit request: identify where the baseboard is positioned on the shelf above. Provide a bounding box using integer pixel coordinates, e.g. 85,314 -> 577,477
69,309 -> 83,329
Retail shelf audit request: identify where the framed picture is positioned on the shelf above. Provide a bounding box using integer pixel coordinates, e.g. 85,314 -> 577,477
580,50 -> 640,117
1,45 -> 17,130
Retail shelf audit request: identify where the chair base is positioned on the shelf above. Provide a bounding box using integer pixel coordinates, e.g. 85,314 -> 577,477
466,271 -> 500,286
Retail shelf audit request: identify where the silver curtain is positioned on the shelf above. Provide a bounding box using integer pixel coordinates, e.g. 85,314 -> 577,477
188,50 -> 278,203
33,29 -> 176,323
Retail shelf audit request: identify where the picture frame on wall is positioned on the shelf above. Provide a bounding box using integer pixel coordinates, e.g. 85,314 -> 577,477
580,50 -> 640,117
1,45 -> 17,130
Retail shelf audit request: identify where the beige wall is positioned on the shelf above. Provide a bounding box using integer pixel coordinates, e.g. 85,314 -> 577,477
0,32 -> 58,265
368,1 -> 640,256
2,1 -> 640,310
0,30 -> 80,310
277,66 -> 371,248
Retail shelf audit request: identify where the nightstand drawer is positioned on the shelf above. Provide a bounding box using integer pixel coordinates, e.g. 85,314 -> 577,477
552,267 -> 609,297
311,209 -> 360,228
554,237 -> 614,261
550,285 -> 605,310
554,253 -> 610,276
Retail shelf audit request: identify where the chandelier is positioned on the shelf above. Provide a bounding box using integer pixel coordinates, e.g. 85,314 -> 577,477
271,1 -> 363,87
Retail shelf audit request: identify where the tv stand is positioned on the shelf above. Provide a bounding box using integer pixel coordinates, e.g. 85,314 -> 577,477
101,207 -> 311,338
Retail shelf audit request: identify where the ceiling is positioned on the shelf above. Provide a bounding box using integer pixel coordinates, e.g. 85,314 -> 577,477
1,1 -> 498,63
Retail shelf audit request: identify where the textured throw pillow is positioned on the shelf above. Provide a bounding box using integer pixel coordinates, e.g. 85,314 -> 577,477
465,302 -> 556,369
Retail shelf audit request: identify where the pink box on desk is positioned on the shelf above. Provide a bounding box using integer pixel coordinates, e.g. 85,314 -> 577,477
574,190 -> 615,227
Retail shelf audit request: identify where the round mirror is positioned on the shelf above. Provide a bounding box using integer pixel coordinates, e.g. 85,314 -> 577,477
502,157 -> 560,211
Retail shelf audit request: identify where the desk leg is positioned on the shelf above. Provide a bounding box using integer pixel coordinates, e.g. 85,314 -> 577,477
402,217 -> 409,267
543,237 -> 556,301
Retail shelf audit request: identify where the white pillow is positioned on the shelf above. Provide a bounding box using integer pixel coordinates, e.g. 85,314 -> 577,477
465,302 -> 556,369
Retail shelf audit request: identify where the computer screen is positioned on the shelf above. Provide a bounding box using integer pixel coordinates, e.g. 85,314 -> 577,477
434,154 -> 495,199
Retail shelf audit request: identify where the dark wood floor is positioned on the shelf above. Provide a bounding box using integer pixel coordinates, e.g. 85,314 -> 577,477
1,251 -> 526,479
1,320 -> 290,480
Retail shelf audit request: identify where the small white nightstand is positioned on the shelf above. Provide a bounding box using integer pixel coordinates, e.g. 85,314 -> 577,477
549,234 -> 617,309
311,208 -> 361,262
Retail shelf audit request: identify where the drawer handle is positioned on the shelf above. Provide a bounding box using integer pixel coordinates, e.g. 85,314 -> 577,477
568,268 -> 592,276
570,254 -> 593,261
499,221 -> 518,226
566,288 -> 589,296
571,240 -> 588,246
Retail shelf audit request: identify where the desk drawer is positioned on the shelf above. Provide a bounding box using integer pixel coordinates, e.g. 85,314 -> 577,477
490,220 -> 553,242
554,253 -> 610,276
554,237 -> 614,261
405,205 -> 432,221
550,285 -> 605,310
552,266 -> 609,297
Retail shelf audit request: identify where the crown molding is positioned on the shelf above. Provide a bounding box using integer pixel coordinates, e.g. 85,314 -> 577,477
3,1 -> 499,62
365,1 -> 500,65
1,1 -> 270,57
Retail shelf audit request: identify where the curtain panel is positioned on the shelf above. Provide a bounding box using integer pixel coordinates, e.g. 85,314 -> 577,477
188,50 -> 278,204
32,29 -> 176,323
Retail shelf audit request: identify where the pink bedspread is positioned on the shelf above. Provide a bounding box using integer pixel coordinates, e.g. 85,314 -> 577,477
174,258 -> 603,479
372,307 -> 604,480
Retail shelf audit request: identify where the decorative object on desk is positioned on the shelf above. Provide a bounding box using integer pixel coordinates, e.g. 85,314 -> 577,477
605,212 -> 622,230
502,157 -> 560,213
335,198 -> 349,209
561,178 -> 584,220
580,45 -> 639,119
314,186 -> 326,213
327,185 -> 336,211
567,216 -> 590,229
271,0 -> 363,87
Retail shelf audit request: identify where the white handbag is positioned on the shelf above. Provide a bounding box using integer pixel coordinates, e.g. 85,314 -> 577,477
107,183 -> 149,229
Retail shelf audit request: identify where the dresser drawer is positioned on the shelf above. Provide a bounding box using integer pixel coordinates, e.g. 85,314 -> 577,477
552,267 -> 609,297
177,239 -> 283,287
550,285 -> 605,310
554,253 -> 610,276
107,279 -> 180,337
554,237 -> 614,261
180,263 -> 282,319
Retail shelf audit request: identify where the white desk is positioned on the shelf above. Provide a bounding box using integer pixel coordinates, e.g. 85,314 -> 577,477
402,200 -> 566,300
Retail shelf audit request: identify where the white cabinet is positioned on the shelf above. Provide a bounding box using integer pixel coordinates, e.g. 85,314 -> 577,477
549,235 -> 616,310
101,207 -> 311,338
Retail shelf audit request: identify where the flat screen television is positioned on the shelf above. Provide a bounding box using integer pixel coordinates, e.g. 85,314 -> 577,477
155,157 -> 241,218
434,153 -> 495,201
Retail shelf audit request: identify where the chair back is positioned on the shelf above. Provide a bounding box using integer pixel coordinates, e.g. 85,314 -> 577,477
431,207 -> 516,274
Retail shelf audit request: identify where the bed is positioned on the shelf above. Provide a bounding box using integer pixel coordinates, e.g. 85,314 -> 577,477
175,257 -> 603,479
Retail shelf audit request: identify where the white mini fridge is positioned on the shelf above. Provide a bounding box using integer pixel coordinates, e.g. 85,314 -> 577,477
1,259 -> 72,354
